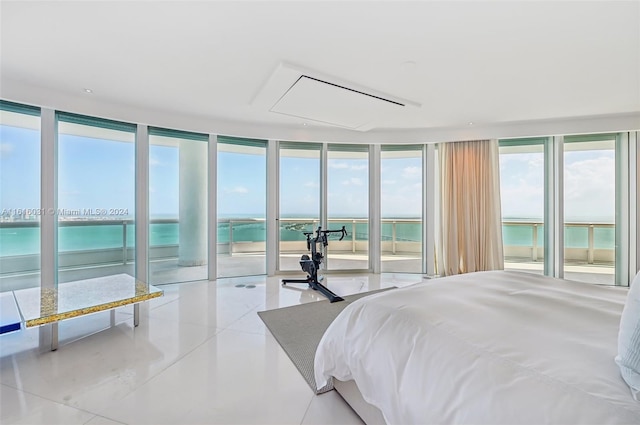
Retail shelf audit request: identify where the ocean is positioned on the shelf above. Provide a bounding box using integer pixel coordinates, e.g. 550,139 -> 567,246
0,220 -> 615,257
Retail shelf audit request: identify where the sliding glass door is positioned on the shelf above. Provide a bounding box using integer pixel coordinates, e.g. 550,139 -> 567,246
498,139 -> 546,275
217,136 -> 267,278
278,142 -> 321,271
57,113 -> 136,284
149,128 -> 208,284
380,145 -> 423,273
326,144 -> 369,271
0,102 -> 41,292
563,135 -> 616,285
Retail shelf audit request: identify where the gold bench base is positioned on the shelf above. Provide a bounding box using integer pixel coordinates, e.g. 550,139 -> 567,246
12,274 -> 162,350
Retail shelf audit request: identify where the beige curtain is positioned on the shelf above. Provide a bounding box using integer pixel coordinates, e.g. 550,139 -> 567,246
437,139 -> 504,276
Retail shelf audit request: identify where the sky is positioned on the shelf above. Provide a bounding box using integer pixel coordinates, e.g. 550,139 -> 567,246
381,156 -> 422,218
499,148 -> 615,222
0,123 -> 617,223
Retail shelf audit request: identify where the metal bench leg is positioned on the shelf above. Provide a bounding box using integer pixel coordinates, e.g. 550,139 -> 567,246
51,322 -> 58,351
134,304 -> 140,327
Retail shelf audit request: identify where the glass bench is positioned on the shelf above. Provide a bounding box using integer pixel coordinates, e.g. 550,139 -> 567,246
11,273 -> 162,350
0,292 -> 21,334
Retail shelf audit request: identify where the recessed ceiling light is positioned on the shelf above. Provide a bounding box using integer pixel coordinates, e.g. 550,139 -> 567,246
83,88 -> 93,93
468,122 -> 474,125
302,122 -> 307,126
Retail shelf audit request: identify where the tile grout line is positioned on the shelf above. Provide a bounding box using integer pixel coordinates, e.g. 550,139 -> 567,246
1,382 -> 101,422
299,389 -> 319,425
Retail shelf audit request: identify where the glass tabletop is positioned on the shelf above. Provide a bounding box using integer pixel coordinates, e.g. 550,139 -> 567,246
13,274 -> 163,327
0,292 -> 22,334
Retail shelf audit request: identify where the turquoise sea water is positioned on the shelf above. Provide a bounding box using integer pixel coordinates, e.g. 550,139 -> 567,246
0,220 -> 615,256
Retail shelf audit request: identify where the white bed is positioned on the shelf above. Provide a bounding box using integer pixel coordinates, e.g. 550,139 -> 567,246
314,270 -> 640,425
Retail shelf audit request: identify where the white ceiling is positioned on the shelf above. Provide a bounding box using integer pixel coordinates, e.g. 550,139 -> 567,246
1,0 -> 639,143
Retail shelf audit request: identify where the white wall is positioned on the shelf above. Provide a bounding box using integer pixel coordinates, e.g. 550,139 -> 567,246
2,80 -> 639,145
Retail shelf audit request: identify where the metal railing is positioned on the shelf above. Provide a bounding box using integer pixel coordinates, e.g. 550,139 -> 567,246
278,218 -> 422,254
0,218 -> 615,274
502,220 -> 615,264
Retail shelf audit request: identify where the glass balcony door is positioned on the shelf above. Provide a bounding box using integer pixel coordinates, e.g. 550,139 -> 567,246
0,103 -> 41,293
278,142 -> 321,272
498,139 -> 546,275
326,144 -> 369,271
563,135 -> 616,285
149,128 -> 208,285
380,145 -> 423,273
57,114 -> 136,284
217,136 -> 267,278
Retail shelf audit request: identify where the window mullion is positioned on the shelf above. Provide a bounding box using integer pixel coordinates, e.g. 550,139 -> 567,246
369,144 -> 381,273
544,136 -> 564,278
40,108 -> 57,351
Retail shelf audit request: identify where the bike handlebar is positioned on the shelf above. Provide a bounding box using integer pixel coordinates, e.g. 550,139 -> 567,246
303,226 -> 348,242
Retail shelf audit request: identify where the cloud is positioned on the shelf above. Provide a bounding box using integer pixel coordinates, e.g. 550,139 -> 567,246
564,154 -> 614,220
528,157 -> 543,168
380,190 -> 422,216
329,161 -> 366,172
225,186 -> 249,194
0,143 -> 14,156
382,179 -> 397,185
149,157 -> 163,167
304,181 -> 319,188
342,177 -> 363,186
402,166 -> 421,179
499,150 -> 615,222
327,192 -> 368,215
500,183 -> 544,219
499,152 -> 545,219
329,162 -> 349,169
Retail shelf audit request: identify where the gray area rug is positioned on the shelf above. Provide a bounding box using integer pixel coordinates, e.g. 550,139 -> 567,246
258,287 -> 394,394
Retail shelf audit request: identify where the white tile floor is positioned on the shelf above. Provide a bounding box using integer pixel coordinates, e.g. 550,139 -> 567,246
0,273 -> 423,425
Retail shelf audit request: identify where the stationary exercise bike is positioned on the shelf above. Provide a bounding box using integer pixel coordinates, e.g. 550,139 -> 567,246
281,226 -> 347,303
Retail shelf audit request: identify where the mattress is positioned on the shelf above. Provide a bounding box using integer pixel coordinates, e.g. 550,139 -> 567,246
314,270 -> 640,424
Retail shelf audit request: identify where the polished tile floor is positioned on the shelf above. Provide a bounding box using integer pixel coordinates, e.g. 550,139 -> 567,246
0,273 -> 423,425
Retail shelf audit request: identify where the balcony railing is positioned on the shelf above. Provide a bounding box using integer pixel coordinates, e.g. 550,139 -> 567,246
0,218 -> 615,276
502,220 -> 615,265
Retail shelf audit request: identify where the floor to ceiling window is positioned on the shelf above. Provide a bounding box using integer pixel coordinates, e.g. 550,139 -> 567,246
57,113 -> 136,284
498,138 -> 546,275
217,136 -> 267,277
1,100 -> 636,290
326,144 -> 369,271
148,128 -> 208,284
563,134 -> 616,285
380,145 -> 423,273
278,142 -> 321,272
0,102 -> 41,292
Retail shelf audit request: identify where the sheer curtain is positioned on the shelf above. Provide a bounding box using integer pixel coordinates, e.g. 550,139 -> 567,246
437,139 -> 504,276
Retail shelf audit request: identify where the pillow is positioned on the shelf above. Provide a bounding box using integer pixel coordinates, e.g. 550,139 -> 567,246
616,270 -> 640,400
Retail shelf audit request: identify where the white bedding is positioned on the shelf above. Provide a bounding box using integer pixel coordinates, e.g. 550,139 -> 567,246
314,270 -> 640,425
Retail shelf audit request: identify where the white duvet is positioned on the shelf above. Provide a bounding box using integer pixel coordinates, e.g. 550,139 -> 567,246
314,270 -> 640,425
